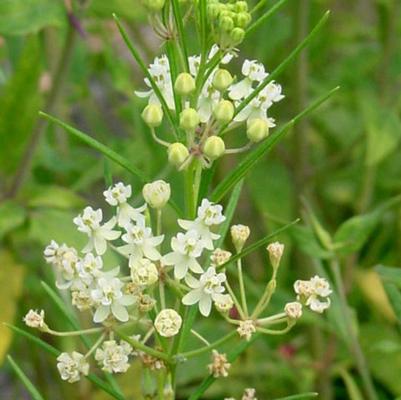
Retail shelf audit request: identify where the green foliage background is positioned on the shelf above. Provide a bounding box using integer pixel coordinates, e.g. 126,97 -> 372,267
0,0 -> 401,399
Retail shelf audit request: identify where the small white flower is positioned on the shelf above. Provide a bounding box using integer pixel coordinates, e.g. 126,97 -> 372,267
142,180 -> 171,209
91,276 -> 135,323
57,352 -> 89,383
95,339 -> 133,373
130,258 -> 159,287
154,309 -> 182,337
210,248 -> 232,267
23,309 -> 45,329
242,388 -> 258,400
104,182 -> 146,227
182,267 -> 226,316
213,294 -> 234,313
178,199 -> 225,250
76,253 -> 103,286
208,350 -> 231,378
119,219 -> 164,266
73,207 -> 121,255
72,287 -> 95,311
162,230 -> 205,280
284,302 -> 303,319
310,275 -> 332,297
307,296 -> 331,313
230,224 -> 250,252
237,320 -> 256,341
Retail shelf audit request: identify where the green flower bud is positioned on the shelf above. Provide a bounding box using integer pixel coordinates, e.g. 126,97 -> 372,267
179,108 -> 200,131
235,12 -> 251,28
142,104 -> 163,127
230,27 -> 245,45
174,73 -> 196,95
168,143 -> 189,167
246,118 -> 269,143
235,1 -> 248,12
213,69 -> 233,91
203,136 -> 226,160
207,3 -> 220,19
213,100 -> 235,124
219,16 -> 234,31
142,0 -> 165,12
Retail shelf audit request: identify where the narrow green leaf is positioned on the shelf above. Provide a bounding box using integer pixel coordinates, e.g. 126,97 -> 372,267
215,180 -> 244,248
40,112 -> 147,181
339,368 -> 365,400
113,14 -> 180,139
171,0 -> 190,71
212,86 -> 339,202
273,393 -> 319,400
231,11 -> 330,124
247,0 -> 288,36
376,265 -> 401,287
7,355 -> 45,400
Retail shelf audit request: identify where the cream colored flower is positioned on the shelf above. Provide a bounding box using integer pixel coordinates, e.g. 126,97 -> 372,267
230,224 -> 250,252
210,248 -> 232,267
57,352 -> 89,383
95,340 -> 133,373
214,294 -> 234,313
208,350 -> 231,378
242,388 -> 257,400
130,258 -> 159,287
284,301 -> 303,319
237,320 -> 256,341
23,309 -> 46,329
142,180 -> 171,209
266,241 -> 284,269
154,309 -> 182,337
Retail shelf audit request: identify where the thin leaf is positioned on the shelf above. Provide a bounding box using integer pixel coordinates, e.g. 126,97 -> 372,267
7,355 -> 45,400
339,368 -> 365,400
113,14 -> 180,139
376,265 -> 401,287
273,394 -> 319,400
211,86 -> 339,202
247,0 -> 288,36
171,0 -> 190,71
40,112 -> 147,181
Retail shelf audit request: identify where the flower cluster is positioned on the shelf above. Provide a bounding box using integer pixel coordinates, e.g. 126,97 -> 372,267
137,45 -> 284,170
294,275 -> 332,313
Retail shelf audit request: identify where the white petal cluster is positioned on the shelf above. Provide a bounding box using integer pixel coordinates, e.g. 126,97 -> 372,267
57,352 -> 89,383
294,275 -> 332,313
130,258 -> 159,287
154,308 -> 182,337
182,267 -> 227,316
214,294 -> 234,313
142,180 -> 171,209
23,309 -> 45,329
284,301 -> 303,320
95,339 -> 133,373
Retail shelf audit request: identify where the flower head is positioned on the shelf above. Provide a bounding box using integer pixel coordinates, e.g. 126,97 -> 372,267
154,309 -> 182,337
142,180 -> 171,209
208,350 -> 231,378
237,320 -> 256,341
95,339 -> 133,373
210,248 -> 232,267
57,352 -> 89,383
284,302 -> 303,320
230,224 -> 250,252
130,258 -> 159,287
23,309 -> 46,329
266,241 -> 284,270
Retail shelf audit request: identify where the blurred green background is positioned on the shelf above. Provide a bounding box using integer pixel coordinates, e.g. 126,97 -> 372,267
0,0 -> 401,399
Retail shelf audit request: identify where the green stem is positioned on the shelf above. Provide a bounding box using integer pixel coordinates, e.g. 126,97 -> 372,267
237,259 -> 248,316
85,332 -> 106,358
46,327 -> 104,337
224,279 -> 246,320
330,259 -> 378,400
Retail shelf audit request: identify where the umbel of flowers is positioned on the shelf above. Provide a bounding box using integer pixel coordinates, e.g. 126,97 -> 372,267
24,180 -> 332,386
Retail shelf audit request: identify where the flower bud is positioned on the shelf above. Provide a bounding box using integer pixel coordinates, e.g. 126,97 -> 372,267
23,309 -> 46,330
142,0 -> 165,11
207,3 -> 220,19
230,224 -> 250,252
219,16 -> 234,31
174,73 -> 195,95
142,180 -> 171,209
284,302 -> 303,320
214,294 -> 234,313
203,136 -> 226,160
230,27 -> 245,45
154,309 -> 182,337
213,69 -> 233,91
213,100 -> 235,124
179,108 -> 200,131
246,118 -> 269,143
235,1 -> 248,12
168,143 -> 189,167
235,12 -> 251,28
266,241 -> 284,270
142,104 -> 163,127
131,258 -> 159,287
211,248 -> 232,267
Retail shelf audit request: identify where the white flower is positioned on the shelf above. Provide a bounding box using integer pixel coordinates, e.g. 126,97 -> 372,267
91,276 -> 135,323
154,309 -> 182,337
228,59 -> 268,101
73,207 -> 121,255
310,275 -> 332,297
76,253 -> 103,286
178,199 -> 225,250
242,388 -> 258,400
23,309 -> 45,329
284,302 -> 303,319
213,294 -> 234,313
266,241 -> 284,269
135,55 -> 175,110
130,258 -> 159,286
119,219 -> 164,266
104,182 -> 146,227
162,230 -> 205,280
57,352 -> 89,383
72,287 -> 95,311
307,296 -> 331,313
237,320 -> 256,341
210,248 -> 232,267
230,224 -> 250,252
208,350 -> 231,378
182,267 -> 226,316
95,340 -> 133,373
142,180 -> 171,209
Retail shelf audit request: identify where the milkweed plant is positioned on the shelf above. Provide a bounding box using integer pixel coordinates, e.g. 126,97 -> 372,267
20,0 -> 338,399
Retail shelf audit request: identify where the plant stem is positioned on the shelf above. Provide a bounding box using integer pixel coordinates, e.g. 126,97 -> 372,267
46,327 -> 104,337
237,259 -> 249,316
191,329 -> 210,346
85,333 -> 106,358
224,280 -> 246,320
330,259 -> 378,400
7,22 -> 77,198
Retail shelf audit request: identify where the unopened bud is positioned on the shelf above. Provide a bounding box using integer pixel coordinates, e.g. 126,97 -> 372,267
211,248 -> 232,266
168,143 -> 189,167
247,118 -> 269,143
284,302 -> 303,320
213,69 -> 233,91
235,12 -> 251,28
235,1 -> 248,13
143,0 -> 165,12
174,73 -> 195,95
213,100 -> 234,124
266,241 -> 284,270
219,16 -> 234,31
203,136 -> 226,160
180,108 -> 200,131
142,180 -> 171,209
230,224 -> 250,252
142,104 -> 163,127
230,27 -> 245,45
